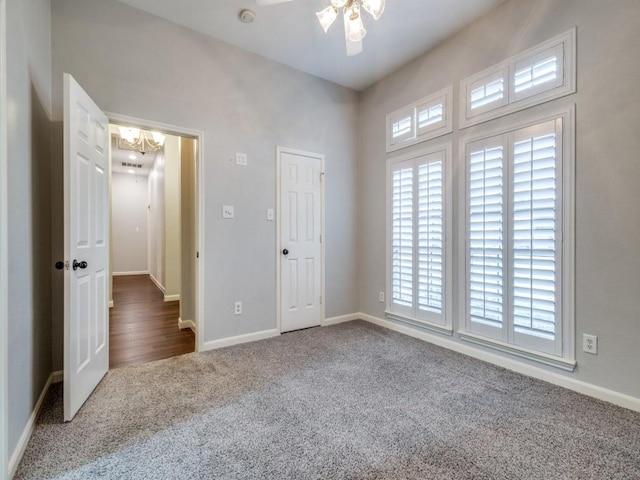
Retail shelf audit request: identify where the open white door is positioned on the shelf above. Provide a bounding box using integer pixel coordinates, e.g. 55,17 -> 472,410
63,73 -> 109,421
278,147 -> 324,333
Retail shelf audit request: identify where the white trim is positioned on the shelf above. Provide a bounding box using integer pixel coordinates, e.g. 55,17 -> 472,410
178,318 -> 196,332
105,111 -> 205,354
112,270 -> 148,276
322,313 -> 360,327
7,372 -> 54,478
200,329 -> 280,352
149,273 -> 165,293
460,28 -> 576,128
52,370 -> 64,384
163,294 -> 180,302
358,313 -> 640,413
0,0 -> 7,476
275,146 -> 325,334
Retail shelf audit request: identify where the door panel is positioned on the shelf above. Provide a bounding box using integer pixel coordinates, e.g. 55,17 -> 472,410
279,149 -> 323,333
64,73 -> 109,421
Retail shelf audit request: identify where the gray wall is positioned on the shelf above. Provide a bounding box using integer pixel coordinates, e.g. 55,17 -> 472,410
50,0 -> 359,359
6,0 -> 52,460
359,0 -> 640,398
111,172 -> 148,274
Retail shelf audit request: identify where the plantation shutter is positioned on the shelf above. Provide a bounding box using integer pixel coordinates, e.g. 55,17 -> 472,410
467,139 -> 505,339
511,120 -> 559,353
417,160 -> 444,317
512,45 -> 564,102
391,166 -> 413,310
390,151 -> 447,326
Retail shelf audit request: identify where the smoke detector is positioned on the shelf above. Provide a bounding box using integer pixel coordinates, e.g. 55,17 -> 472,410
238,9 -> 256,23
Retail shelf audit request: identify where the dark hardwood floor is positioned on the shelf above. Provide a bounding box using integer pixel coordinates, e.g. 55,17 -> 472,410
110,275 -> 195,368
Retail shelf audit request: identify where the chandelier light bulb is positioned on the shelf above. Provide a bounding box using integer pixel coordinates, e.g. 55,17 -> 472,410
119,126 -> 140,144
316,5 -> 338,33
330,0 -> 348,7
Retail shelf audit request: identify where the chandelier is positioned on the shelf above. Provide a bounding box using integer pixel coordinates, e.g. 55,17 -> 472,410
118,127 -> 166,155
316,0 -> 385,56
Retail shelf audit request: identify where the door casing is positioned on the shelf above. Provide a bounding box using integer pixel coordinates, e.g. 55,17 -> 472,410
0,0 -> 8,475
276,146 -> 325,333
106,112 -> 205,352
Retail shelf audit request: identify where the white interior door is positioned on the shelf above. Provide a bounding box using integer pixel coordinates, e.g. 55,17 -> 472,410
278,147 -> 324,333
63,73 -> 109,421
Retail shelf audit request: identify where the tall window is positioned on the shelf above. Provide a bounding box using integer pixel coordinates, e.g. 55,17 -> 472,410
388,147 -> 451,330
462,112 -> 573,360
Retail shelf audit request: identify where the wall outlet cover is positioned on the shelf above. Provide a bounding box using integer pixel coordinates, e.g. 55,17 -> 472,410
222,205 -> 234,219
236,153 -> 247,166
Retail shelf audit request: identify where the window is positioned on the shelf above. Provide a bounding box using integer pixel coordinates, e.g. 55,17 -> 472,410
386,86 -> 453,153
387,145 -> 452,331
460,29 -> 576,128
460,108 -> 574,366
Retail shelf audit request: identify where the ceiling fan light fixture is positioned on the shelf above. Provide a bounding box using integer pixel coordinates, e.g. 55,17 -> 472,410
316,5 -> 338,32
362,0 -> 385,20
345,5 -> 366,42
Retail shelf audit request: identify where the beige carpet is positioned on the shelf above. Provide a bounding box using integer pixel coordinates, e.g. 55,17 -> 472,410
15,320 -> 640,479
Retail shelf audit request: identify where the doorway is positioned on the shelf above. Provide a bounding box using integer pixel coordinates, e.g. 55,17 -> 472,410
108,122 -> 199,368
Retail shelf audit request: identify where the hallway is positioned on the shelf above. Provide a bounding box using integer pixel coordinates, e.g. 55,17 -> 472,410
109,275 -> 195,368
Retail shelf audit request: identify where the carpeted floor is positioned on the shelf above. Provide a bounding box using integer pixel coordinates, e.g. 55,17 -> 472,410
15,321 -> 640,479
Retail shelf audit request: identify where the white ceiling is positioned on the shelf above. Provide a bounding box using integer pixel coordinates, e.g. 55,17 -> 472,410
116,0 -> 505,91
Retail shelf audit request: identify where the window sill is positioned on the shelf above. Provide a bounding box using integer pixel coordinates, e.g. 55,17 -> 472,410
384,312 -> 453,336
459,332 -> 576,372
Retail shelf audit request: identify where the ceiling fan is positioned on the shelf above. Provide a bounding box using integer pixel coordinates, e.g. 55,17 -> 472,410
255,0 -> 386,56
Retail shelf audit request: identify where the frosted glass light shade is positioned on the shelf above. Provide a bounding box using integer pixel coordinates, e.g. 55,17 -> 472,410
316,5 -> 338,32
345,5 -> 366,42
362,0 -> 385,20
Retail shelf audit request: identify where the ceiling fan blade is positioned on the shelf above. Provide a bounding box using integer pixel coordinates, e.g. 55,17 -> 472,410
256,0 -> 294,5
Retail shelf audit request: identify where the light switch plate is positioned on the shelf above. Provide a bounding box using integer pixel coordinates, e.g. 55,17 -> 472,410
236,152 -> 247,166
267,208 -> 274,221
222,205 -> 234,219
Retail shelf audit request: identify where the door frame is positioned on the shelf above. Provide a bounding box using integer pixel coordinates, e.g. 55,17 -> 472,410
0,0 -> 8,476
275,146 -> 325,333
106,112 -> 205,352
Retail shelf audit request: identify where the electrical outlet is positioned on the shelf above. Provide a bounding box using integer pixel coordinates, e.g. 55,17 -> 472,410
379,291 -> 385,303
235,152 -> 247,166
267,208 -> 274,221
583,334 -> 598,354
234,301 -> 242,315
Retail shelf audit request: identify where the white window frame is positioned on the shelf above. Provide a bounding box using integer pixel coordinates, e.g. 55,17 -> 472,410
386,143 -> 453,334
458,106 -> 576,370
386,86 -> 453,153
460,28 -> 576,129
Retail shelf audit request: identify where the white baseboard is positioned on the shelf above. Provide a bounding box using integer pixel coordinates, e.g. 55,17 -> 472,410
164,294 -> 180,302
322,313 -> 360,327
8,372 -> 53,477
149,274 -> 165,293
52,370 -> 63,384
112,271 -> 148,276
359,312 -> 640,413
201,329 -> 280,352
178,318 -> 196,333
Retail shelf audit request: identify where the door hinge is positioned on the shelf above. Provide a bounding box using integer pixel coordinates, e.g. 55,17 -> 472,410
320,171 -> 325,182
320,295 -> 322,305
320,234 -> 322,243
196,251 -> 200,258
